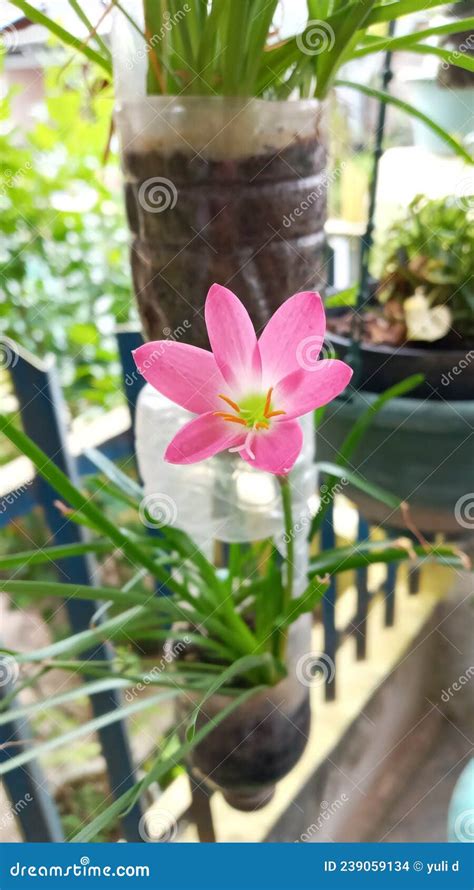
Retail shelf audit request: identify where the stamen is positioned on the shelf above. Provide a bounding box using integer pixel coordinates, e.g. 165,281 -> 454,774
218,394 -> 241,413
263,387 -> 273,418
266,409 -> 286,418
255,421 -> 269,430
228,430 -> 256,460
243,430 -> 256,460
213,412 -> 247,426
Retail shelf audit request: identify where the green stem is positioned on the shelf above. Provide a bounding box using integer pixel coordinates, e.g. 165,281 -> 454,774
277,475 -> 294,662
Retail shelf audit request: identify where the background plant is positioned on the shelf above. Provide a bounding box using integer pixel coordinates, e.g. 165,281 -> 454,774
375,195 -> 474,340
10,0 -> 474,161
0,67 -> 133,417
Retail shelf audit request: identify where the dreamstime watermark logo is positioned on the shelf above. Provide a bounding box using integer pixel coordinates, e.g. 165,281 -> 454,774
454,493 -> 474,529
9,860 -> 150,878
283,481 -> 347,545
138,808 -> 178,842
126,4 -> 191,70
296,652 -> 335,688
296,335 -> 334,371
0,339 -> 19,370
297,20 -> 335,55
441,350 -> 474,387
0,656 -> 19,688
441,666 -> 474,702
0,794 -> 33,833
138,177 -> 178,213
125,320 -> 191,387
0,480 -> 34,516
0,25 -> 19,55
296,794 -> 349,842
453,809 -> 474,842
124,638 -> 189,702
440,33 -> 474,69
1,162 -> 32,196
282,163 -> 346,228
139,493 -> 178,528
454,177 -> 474,212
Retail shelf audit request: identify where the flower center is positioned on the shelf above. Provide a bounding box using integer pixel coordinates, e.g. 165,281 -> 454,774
213,387 -> 285,431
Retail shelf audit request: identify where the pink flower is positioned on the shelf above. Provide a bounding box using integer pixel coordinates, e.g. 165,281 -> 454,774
132,285 -> 352,476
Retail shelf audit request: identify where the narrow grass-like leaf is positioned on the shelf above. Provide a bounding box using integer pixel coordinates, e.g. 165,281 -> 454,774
0,690 -> 178,776
335,80 -> 473,164
9,0 -> 112,73
71,683 -> 266,842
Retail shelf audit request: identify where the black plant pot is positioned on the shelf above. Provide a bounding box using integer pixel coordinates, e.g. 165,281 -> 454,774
176,616 -> 311,811
325,321 -> 474,401
318,309 -> 474,534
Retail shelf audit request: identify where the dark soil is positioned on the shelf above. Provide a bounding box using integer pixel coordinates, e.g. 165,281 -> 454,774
123,136 -> 328,346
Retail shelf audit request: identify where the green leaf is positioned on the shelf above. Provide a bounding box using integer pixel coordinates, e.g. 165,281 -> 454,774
335,79 -> 473,164
0,540 -> 114,570
71,684 -> 267,842
366,0 -> 457,27
315,461 -> 402,510
309,540 -> 468,577
354,17 -> 474,60
315,0 -> 378,97
0,690 -> 178,776
332,375 -> 425,469
275,575 -> 329,629
0,413 -> 163,578
8,0 -> 112,74
0,677 -> 131,726
10,605 -> 150,663
186,653 -> 275,740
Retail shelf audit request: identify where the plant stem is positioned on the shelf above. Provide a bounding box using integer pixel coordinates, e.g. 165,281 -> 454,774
277,475 -> 294,662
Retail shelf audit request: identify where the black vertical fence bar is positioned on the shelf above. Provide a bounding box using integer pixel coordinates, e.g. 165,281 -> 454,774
188,780 -> 216,843
384,535 -> 397,626
354,517 -> 369,660
321,503 -> 337,701
116,326 -> 145,440
116,326 -> 175,599
8,344 -> 144,842
408,565 -> 421,595
0,671 -> 64,842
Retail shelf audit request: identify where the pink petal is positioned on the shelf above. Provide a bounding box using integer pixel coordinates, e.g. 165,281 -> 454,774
165,413 -> 243,465
132,341 -> 225,415
258,291 -> 326,385
274,360 -> 353,418
240,420 -> 303,476
205,284 -> 261,392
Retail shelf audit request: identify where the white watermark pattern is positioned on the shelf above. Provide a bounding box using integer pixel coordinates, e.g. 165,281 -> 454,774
453,809 -> 474,842
0,25 -> 19,54
282,163 -> 346,228
296,652 -> 335,688
138,177 -> 178,213
454,493 -> 474,529
441,666 -> 474,702
125,4 -> 191,70
296,794 -> 350,841
0,340 -> 19,370
124,638 -> 189,702
138,808 -> 178,842
296,335 -> 333,371
297,20 -> 335,56
139,493 -> 178,528
0,656 -> 20,688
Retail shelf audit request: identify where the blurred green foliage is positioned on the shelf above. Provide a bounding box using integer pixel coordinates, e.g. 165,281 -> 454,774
377,195 -> 474,339
0,67 -> 135,416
